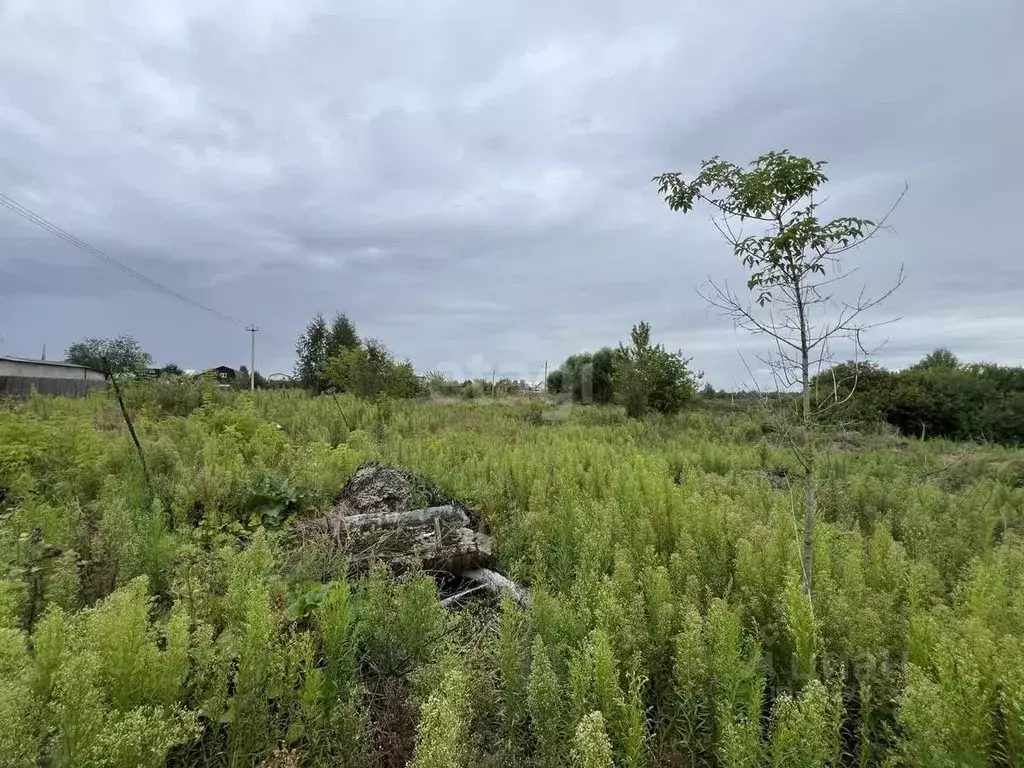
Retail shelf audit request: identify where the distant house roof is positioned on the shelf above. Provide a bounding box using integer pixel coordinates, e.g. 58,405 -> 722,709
0,355 -> 101,372
191,365 -> 237,380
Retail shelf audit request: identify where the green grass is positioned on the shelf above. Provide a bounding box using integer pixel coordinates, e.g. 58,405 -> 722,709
0,387 -> 1022,766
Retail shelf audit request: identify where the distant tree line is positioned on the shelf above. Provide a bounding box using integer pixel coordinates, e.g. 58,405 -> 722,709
815,348 -> 1024,445
64,335 -> 278,391
234,366 -> 268,390
547,321 -> 701,418
421,373 -> 533,399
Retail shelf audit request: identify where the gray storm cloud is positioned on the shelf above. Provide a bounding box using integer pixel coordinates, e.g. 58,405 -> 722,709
2,0 -> 1022,386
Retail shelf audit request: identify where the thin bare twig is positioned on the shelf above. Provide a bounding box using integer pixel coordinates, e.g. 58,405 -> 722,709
103,358 -> 158,521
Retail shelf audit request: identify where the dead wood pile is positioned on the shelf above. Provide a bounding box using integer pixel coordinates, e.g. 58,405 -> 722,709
305,463 -> 527,607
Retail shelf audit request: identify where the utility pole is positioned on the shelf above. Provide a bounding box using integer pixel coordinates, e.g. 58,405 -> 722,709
491,367 -> 496,396
245,326 -> 258,390
543,360 -> 548,391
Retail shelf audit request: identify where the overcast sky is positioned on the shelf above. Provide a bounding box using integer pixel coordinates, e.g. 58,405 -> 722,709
2,0 -> 1022,387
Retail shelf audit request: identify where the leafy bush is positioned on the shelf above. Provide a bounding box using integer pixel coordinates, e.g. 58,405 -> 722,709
547,348 -> 616,404
614,321 -> 700,418
322,340 -> 424,400
549,324 -> 699,416
815,350 -> 1024,445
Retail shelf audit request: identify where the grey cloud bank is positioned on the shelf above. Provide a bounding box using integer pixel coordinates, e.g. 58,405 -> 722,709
2,0 -> 1022,387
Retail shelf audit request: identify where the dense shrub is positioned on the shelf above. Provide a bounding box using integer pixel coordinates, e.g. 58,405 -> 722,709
0,390 -> 1022,765
815,350 -> 1024,445
321,340 -> 424,400
296,312 -> 418,398
614,321 -> 700,418
547,348 -> 616,404
550,323 -> 699,418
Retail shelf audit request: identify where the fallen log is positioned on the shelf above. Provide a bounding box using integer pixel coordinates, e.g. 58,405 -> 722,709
417,528 -> 493,573
339,505 -> 469,532
346,526 -> 494,574
462,567 -> 531,609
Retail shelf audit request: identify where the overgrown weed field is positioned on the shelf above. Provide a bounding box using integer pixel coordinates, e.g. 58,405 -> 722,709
1,388 -> 1023,767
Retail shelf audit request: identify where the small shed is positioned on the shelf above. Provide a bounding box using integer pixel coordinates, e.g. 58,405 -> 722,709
0,356 -> 107,397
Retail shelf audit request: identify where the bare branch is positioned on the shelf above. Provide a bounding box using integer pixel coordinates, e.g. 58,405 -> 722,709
698,280 -> 803,352
805,266 -> 906,352
813,344 -> 863,416
819,183 -> 909,257
710,213 -> 743,248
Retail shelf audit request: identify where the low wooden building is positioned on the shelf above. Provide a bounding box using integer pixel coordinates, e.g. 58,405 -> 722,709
0,355 -> 107,397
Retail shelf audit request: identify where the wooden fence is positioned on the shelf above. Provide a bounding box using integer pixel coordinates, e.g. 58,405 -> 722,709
0,376 -> 107,398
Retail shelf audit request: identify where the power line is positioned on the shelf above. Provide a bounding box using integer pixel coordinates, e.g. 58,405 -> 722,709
0,191 -> 248,328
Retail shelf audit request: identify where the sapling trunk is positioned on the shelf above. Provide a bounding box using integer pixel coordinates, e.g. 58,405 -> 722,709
797,283 -> 815,595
